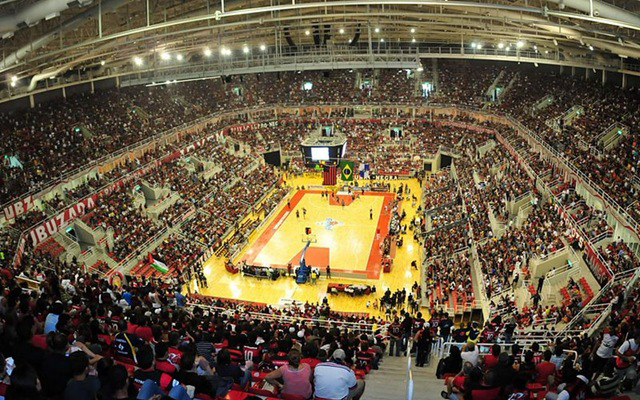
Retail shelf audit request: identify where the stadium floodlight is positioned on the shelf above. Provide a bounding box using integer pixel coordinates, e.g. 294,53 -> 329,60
516,40 -> 524,48
410,28 -> 416,33
133,56 -> 143,66
176,54 -> 184,61
204,48 -> 212,57
243,46 -> 249,54
260,44 -> 266,51
498,42 -> 504,49
339,28 -> 345,34
374,27 -> 380,33
160,52 -> 170,60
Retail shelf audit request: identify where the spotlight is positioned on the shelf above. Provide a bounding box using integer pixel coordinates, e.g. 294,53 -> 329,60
305,30 -> 310,35
516,40 -> 524,48
176,54 -> 183,61
498,43 -> 504,49
160,52 -> 170,60
506,46 -> 511,51
204,48 -> 212,57
417,66 -> 424,72
588,45 -> 594,51
243,46 -> 249,54
380,38 -> 384,42
477,43 -> 483,49
533,45 -> 538,51
553,39 -> 558,46
410,28 -> 416,33
412,38 -> 416,43
11,75 -> 18,83
339,28 -> 345,34
100,60 -> 106,66
260,44 -> 266,51
374,27 -> 380,33
133,56 -> 143,66
471,42 -> 477,48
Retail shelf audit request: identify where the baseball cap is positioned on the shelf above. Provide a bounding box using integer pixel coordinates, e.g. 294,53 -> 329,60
332,349 -> 346,361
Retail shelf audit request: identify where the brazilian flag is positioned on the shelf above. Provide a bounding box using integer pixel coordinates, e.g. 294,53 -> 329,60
340,161 -> 354,181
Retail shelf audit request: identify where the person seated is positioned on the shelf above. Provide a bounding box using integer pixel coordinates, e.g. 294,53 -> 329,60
264,349 -> 313,399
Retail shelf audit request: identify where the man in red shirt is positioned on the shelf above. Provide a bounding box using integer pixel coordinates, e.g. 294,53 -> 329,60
482,344 -> 500,371
535,350 -> 556,386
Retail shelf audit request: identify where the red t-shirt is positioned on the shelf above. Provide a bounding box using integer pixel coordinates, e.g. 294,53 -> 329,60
483,354 -> 499,370
135,326 -> 154,342
535,361 -> 556,384
301,358 -> 321,370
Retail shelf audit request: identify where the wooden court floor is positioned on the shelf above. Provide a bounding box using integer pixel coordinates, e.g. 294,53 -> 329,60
196,176 -> 424,318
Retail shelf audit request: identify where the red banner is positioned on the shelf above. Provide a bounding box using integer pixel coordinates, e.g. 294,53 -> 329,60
3,195 -> 34,221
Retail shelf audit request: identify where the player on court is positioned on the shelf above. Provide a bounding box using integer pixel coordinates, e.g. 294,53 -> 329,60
296,210 -> 300,219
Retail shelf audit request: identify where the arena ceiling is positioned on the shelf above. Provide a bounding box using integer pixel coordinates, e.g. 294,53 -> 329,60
1,0 -> 640,92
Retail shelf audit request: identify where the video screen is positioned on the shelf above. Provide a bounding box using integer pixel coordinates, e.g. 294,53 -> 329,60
311,147 -> 330,161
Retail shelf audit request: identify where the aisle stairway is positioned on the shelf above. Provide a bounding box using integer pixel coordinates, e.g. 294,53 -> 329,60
364,351 -> 441,400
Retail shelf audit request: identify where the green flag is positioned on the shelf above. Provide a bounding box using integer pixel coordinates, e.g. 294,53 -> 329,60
340,161 -> 354,181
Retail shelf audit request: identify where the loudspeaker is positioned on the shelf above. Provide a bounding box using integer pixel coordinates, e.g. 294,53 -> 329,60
313,24 -> 321,46
284,27 -> 297,50
350,23 -> 361,46
323,24 -> 331,45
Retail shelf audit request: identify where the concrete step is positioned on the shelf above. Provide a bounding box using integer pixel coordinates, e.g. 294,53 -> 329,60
364,352 -> 442,400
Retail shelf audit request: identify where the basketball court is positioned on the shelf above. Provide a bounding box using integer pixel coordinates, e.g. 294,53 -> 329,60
198,175 -> 424,317
242,190 -> 395,279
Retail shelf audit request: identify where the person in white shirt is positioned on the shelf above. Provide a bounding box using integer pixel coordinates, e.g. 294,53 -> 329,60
615,332 -> 640,381
461,343 -> 480,367
314,349 -> 365,400
592,328 -> 619,380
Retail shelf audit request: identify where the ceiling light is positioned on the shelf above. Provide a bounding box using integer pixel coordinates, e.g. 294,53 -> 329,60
100,60 -> 105,66
533,45 -> 538,51
243,46 -> 249,54
412,38 -> 416,43
471,42 -> 477,48
516,40 -> 524,48
160,52 -> 170,60
417,66 -> 424,72
588,45 -> 594,51
339,28 -> 345,34
498,43 -> 504,49
410,28 -> 416,33
534,63 -> 539,67
375,27 -> 380,33
204,48 -> 212,57
305,30 -> 310,35
260,44 -> 266,51
477,43 -> 483,49
545,50 -> 549,54
380,38 -> 384,42
553,39 -> 558,46
11,75 -> 18,82
10,81 -> 16,87
506,46 -> 511,51
221,47 -> 230,56
133,56 -> 143,66
176,54 -> 183,61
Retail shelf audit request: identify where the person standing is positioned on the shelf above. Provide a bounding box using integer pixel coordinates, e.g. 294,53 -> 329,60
415,326 -> 432,367
369,208 -> 373,220
326,265 -> 331,279
296,210 -> 300,219
302,207 -> 307,218
388,318 -> 402,357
